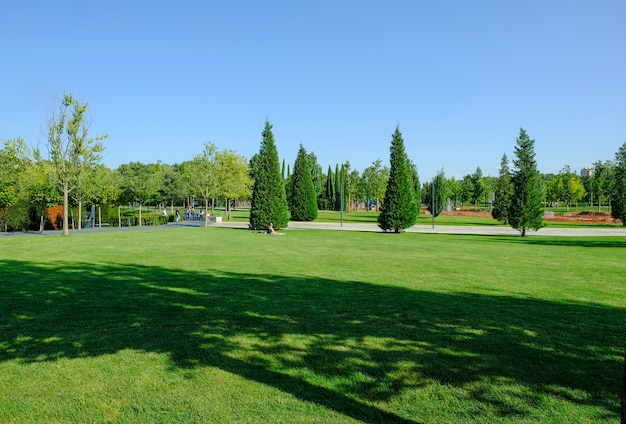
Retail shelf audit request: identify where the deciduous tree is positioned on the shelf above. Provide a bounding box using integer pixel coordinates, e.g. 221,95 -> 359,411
215,149 -> 252,220
118,162 -> 161,225
362,159 -> 388,211
47,93 -> 106,235
182,143 -> 218,226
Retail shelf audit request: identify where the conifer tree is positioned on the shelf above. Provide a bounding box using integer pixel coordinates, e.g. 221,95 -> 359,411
249,120 -> 289,230
507,128 -> 544,236
492,153 -> 511,224
334,163 -> 340,211
288,145 -> 318,221
611,142 -> 626,226
424,170 -> 447,218
378,126 -> 418,232
325,165 -> 334,210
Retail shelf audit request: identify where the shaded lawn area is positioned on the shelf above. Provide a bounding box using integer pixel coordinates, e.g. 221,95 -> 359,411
0,228 -> 625,423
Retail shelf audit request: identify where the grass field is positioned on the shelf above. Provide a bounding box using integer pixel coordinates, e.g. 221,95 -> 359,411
1,227 -> 625,423
222,208 -> 623,229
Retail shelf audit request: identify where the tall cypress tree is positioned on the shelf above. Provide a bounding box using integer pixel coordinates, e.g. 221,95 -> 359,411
378,126 -> 418,232
325,165 -> 334,210
507,128 -> 544,236
288,144 -> 318,221
611,142 -> 626,226
492,153 -> 511,224
424,170 -> 447,218
249,120 -> 289,230
334,163 -> 341,211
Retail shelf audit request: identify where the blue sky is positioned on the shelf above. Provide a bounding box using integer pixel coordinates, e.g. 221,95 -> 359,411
2,1 -> 625,180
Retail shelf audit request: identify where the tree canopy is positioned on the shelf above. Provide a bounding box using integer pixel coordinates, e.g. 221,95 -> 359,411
249,120 -> 289,230
288,144 -> 318,221
378,126 -> 418,232
507,128 -> 544,236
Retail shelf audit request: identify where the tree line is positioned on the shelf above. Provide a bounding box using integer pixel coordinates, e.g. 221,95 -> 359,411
2,94 -> 626,234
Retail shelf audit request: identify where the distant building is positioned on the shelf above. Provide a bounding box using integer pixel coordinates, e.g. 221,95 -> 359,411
580,167 -> 595,177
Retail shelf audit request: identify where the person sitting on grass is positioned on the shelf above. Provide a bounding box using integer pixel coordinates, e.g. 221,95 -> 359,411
267,223 -> 276,234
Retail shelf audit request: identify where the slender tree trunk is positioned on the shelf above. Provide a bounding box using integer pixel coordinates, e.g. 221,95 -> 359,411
204,197 -> 209,227
78,200 -> 83,230
62,182 -> 69,236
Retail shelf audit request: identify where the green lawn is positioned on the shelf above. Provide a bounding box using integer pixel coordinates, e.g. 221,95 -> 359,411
1,227 -> 625,423
226,208 -> 623,228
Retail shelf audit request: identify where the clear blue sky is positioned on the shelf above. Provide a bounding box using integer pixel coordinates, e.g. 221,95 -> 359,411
2,1 -> 625,180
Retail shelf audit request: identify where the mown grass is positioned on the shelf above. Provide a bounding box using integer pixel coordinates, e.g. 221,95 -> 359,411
1,227 -> 625,423
230,208 -> 622,228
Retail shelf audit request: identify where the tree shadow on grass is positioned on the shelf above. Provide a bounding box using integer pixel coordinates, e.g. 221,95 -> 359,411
0,259 -> 623,422
440,233 -> 626,249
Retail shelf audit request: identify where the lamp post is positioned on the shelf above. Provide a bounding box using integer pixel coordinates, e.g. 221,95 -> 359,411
340,180 -> 344,227
431,177 -> 435,229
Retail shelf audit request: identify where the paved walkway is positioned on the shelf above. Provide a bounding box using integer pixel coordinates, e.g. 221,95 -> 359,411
2,219 -> 625,237
215,220 -> 626,237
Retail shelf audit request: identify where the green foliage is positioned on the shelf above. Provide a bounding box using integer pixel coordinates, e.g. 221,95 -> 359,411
47,93 -> 107,235
424,171 -> 447,217
159,165 -> 188,207
507,128 -> 545,236
215,149 -> 252,220
492,154 -> 511,224
307,152 -> 325,209
378,126 -> 418,232
362,159 -> 388,209
547,165 -> 586,210
611,142 -> 626,225
462,167 -> 486,207
288,145 -> 318,221
249,121 -> 289,230
323,165 -> 335,210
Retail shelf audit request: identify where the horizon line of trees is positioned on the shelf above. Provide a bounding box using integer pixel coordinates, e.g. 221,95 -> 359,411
2,94 -> 626,233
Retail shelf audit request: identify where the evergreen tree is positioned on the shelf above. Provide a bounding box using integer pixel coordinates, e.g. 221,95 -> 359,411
492,153 -> 511,224
249,120 -> 289,230
507,128 -> 544,236
288,144 -> 318,221
407,159 -> 421,207
325,165 -> 334,210
334,163 -> 341,211
611,142 -> 626,226
378,126 -> 418,232
424,170 -> 447,218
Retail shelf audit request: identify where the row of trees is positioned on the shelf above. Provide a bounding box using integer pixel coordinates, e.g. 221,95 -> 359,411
0,94 -> 253,233
2,94 -> 626,234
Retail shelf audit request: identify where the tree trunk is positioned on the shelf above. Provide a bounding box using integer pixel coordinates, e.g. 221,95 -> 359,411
62,182 -> 69,236
78,200 -> 83,230
204,198 -> 209,227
